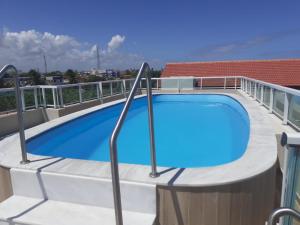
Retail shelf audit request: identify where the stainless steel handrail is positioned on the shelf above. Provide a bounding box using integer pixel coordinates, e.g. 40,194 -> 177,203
268,208 -> 300,225
109,62 -> 158,225
0,65 -> 29,164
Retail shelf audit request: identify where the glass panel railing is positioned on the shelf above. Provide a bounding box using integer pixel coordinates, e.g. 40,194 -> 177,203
82,84 -> 98,101
45,88 -> 54,106
24,89 -> 35,109
102,82 -> 111,97
112,81 -> 122,95
273,90 -> 285,117
140,79 -> 147,89
0,90 -> 16,112
193,78 -> 201,89
161,79 -> 178,89
125,80 -> 131,91
61,86 -> 80,105
202,78 -> 224,89
224,78 -> 236,89
257,84 -> 262,101
288,96 -> 300,128
250,82 -> 255,97
263,86 -> 271,107
37,88 -> 44,107
179,78 -> 194,90
157,79 -> 161,89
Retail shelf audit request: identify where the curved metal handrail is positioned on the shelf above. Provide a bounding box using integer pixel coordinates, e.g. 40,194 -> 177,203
109,62 -> 158,225
0,65 -> 29,164
268,208 -> 300,225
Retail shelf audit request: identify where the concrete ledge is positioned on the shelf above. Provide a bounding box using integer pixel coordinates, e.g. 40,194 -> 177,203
0,166 -> 12,203
0,109 -> 45,137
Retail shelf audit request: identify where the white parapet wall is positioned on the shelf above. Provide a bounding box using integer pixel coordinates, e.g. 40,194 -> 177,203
161,77 -> 194,90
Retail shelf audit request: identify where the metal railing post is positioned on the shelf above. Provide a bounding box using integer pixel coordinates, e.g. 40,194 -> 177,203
109,62 -> 158,225
56,88 -> 59,107
254,82 -> 257,100
122,80 -> 126,98
234,77 -> 237,89
240,78 -> 243,90
283,92 -> 289,125
34,88 -> 38,109
200,77 -> 203,89
0,65 -> 29,164
177,79 -> 180,93
96,83 -> 100,99
110,82 -> 113,96
224,77 -> 226,89
79,84 -> 82,103
99,82 -> 103,104
249,80 -> 251,94
260,85 -> 264,105
20,89 -> 25,111
59,87 -> 64,107
52,88 -> 57,108
42,87 -> 46,107
268,208 -> 300,225
269,88 -> 274,113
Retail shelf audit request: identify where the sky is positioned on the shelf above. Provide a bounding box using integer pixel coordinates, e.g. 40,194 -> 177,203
0,0 -> 300,71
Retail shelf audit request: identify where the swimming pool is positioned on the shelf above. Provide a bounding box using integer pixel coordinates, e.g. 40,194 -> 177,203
27,94 -> 250,168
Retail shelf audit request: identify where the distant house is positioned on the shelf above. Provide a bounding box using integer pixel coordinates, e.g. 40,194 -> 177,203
162,59 -> 300,89
106,69 -> 119,79
90,69 -> 119,79
45,76 -> 64,85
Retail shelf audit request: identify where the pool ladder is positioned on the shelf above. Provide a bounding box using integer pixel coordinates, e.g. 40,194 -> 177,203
268,208 -> 300,225
0,65 -> 29,164
109,62 -> 158,225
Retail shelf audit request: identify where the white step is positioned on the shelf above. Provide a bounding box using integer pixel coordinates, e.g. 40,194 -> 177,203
10,168 -> 156,214
0,195 -> 156,225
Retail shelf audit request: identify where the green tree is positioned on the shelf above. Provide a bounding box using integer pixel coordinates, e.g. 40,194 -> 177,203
149,68 -> 161,78
64,69 -> 78,84
47,71 -> 63,77
0,80 -> 5,88
27,69 -> 43,85
85,75 -> 105,82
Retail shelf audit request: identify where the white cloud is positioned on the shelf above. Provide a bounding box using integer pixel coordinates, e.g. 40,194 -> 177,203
107,34 -> 125,52
0,29 -> 146,71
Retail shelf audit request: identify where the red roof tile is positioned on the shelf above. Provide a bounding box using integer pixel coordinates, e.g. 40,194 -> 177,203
161,59 -> 300,86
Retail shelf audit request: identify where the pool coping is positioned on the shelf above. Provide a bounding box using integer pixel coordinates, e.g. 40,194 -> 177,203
0,92 -> 277,187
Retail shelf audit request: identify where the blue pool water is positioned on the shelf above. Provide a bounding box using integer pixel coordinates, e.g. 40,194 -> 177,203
27,94 -> 250,168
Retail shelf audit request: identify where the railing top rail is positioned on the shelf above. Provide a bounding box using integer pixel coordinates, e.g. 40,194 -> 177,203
37,79 -> 135,89
38,85 -> 59,89
194,76 -> 243,79
150,76 -> 243,80
0,87 -> 15,92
